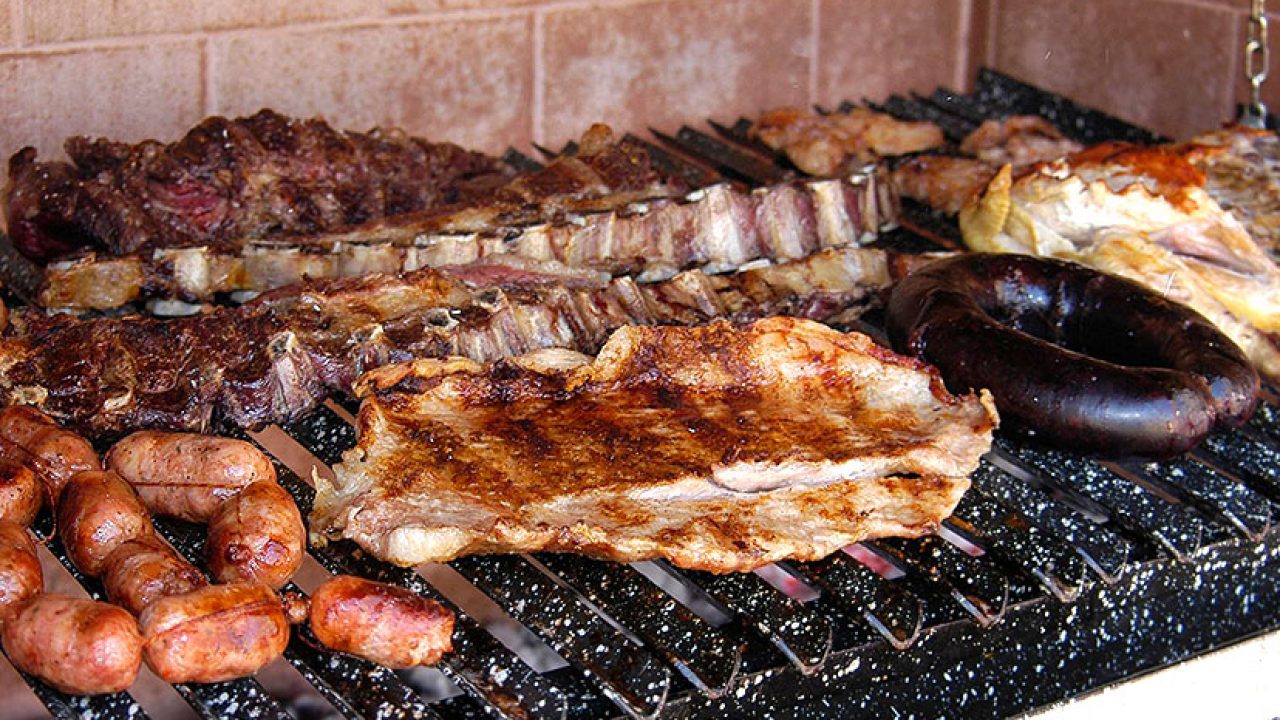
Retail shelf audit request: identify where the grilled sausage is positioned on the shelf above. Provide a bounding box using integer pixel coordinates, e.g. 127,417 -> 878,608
0,521 -> 42,624
0,405 -> 100,504
102,537 -> 207,616
139,583 -> 289,684
57,471 -> 154,577
206,481 -> 304,589
886,253 -> 1260,458
309,575 -> 455,668
2,594 -> 142,695
106,432 -> 276,523
0,459 -> 41,527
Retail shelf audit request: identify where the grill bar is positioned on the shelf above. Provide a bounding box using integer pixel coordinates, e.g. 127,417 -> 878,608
945,495 -> 1087,602
994,440 -> 1207,561
666,566 -> 832,674
969,459 -> 1134,583
1118,457 -> 1272,542
533,555 -> 742,698
794,552 -> 924,650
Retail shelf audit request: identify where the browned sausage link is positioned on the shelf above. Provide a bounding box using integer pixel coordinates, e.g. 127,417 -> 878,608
57,471 -> 154,577
0,459 -> 41,527
886,253 -> 1260,458
2,594 -> 142,695
106,432 -> 276,523
0,405 -> 100,505
206,481 -> 304,590
102,537 -> 207,616
140,583 -> 289,684
309,575 -> 455,668
0,521 -> 42,625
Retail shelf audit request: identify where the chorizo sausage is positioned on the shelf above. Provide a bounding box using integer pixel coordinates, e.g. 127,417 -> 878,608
102,537 -> 207,616
139,583 -> 289,684
106,432 -> 276,523
309,575 -> 454,668
57,471 -> 154,577
886,253 -> 1260,458
0,521 -> 42,624
205,481 -> 304,589
0,405 -> 100,504
0,459 -> 41,527
2,594 -> 142,695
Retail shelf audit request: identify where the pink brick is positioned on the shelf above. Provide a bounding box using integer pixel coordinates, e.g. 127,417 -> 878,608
209,17 -> 534,153
817,0 -> 967,107
990,0 -> 1237,140
23,0 -> 375,44
540,0 -> 811,147
0,43 -> 204,164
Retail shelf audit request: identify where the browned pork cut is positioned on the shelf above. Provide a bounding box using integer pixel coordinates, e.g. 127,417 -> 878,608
311,317 -> 998,572
0,246 -> 907,437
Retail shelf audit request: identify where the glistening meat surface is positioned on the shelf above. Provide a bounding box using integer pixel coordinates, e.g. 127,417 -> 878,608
0,247 -> 906,437
311,317 -> 998,572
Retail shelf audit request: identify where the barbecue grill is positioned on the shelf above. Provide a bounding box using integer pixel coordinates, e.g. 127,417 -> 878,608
11,69 -> 1280,720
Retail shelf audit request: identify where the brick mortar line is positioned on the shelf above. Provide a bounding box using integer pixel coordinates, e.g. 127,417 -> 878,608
532,10 -> 546,145
11,0 -> 23,48
955,0 -> 974,92
808,0 -> 819,105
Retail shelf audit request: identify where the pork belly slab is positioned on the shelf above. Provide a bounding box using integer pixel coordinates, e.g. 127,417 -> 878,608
311,317 -> 998,573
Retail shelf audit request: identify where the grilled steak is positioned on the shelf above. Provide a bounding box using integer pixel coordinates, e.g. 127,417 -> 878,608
36,166 -> 891,311
0,247 -> 911,437
310,317 -> 998,571
7,109 -> 515,261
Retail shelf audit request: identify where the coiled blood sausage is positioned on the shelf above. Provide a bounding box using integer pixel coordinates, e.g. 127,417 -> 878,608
886,254 -> 1259,458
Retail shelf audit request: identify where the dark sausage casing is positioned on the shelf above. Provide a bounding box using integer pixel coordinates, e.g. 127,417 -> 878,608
2,594 -> 142,695
102,537 -> 207,616
140,583 -> 288,684
0,405 -> 100,505
0,458 -> 41,527
0,521 -> 42,624
106,432 -> 276,523
206,480 -> 304,589
57,470 -> 155,577
886,254 -> 1260,458
310,575 -> 455,668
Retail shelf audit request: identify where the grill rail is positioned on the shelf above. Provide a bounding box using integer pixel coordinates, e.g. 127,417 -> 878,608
6,68 -> 1280,719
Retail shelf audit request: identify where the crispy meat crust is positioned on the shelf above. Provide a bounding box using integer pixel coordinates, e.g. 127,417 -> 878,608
312,317 -> 997,572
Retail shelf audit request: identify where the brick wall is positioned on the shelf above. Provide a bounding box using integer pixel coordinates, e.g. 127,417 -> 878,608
0,0 -> 969,162
0,0 -> 1269,166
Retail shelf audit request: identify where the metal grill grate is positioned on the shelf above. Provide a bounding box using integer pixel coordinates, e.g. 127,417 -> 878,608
7,69 -> 1280,719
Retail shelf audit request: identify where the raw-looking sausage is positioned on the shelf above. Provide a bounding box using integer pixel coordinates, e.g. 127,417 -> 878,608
102,537 -> 207,616
0,405 -> 100,504
886,253 -> 1260,458
139,583 -> 289,684
205,480 -> 304,589
309,575 -> 454,668
0,521 -> 42,624
57,471 -> 155,577
2,594 -> 142,695
0,459 -> 41,527
106,432 -> 276,523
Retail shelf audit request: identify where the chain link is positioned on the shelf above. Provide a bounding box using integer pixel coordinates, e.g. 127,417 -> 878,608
1244,0 -> 1270,128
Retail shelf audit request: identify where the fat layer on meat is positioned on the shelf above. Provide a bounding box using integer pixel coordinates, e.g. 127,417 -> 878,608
311,317 -> 998,572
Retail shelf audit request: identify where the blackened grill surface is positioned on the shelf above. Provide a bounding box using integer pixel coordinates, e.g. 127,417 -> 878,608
5,69 -> 1280,720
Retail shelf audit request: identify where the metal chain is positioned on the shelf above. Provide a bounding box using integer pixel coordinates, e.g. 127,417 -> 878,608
1244,0 -> 1270,128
